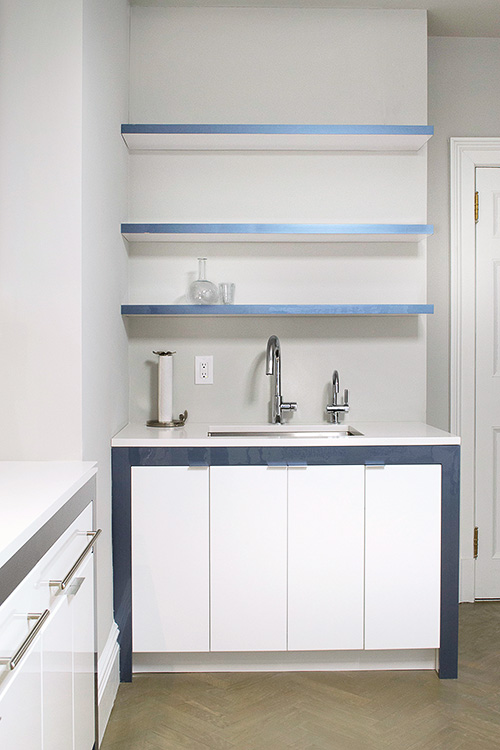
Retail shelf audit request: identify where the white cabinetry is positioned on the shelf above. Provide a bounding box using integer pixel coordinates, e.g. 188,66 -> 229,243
210,466 -> 287,651
288,465 -> 365,650
0,502 -> 96,750
41,551 -> 95,750
130,462 -> 441,658
72,555 -> 96,750
0,640 -> 42,749
42,590 -> 73,749
365,464 -> 441,649
132,466 -> 210,652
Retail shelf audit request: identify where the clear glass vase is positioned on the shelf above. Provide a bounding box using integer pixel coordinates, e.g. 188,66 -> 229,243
188,257 -> 219,304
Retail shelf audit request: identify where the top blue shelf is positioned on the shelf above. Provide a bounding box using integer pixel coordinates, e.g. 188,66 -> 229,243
121,124 -> 433,152
121,223 -> 433,243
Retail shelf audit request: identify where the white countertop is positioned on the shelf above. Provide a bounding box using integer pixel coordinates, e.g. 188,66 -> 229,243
112,422 -> 460,448
0,461 -> 97,569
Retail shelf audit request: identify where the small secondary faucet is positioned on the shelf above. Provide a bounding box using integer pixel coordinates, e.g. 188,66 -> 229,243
266,335 -> 297,424
326,369 -> 350,424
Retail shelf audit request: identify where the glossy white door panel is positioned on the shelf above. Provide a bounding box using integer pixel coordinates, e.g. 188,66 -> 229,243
288,465 -> 365,650
210,466 -> 287,651
132,466 -> 209,652
0,642 -> 42,750
42,590 -> 73,750
71,556 -> 95,750
365,464 -> 441,650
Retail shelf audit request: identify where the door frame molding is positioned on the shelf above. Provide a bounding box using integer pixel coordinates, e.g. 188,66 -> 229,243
450,138 -> 500,601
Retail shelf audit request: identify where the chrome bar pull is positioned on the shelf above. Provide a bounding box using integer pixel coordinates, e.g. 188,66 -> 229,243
0,610 -> 50,671
50,529 -> 101,591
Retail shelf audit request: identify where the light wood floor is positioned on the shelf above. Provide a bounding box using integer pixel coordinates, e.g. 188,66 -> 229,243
101,603 -> 500,750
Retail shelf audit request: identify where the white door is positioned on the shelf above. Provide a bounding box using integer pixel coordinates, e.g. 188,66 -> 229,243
210,466 -> 287,652
71,555 -> 95,750
132,466 -> 210,652
364,464 -> 441,650
475,167 -> 500,597
42,591 -> 73,750
0,638 -> 42,750
288,465 -> 365,650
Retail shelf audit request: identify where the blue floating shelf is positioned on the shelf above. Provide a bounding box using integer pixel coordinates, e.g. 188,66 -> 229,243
121,223 -> 433,243
121,304 -> 434,317
121,124 -> 433,152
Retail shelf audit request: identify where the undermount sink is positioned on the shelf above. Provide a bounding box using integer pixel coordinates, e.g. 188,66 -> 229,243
207,426 -> 363,438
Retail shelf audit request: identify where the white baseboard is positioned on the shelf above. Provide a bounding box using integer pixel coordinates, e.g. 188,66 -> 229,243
133,648 -> 437,674
98,621 -> 120,744
460,557 -> 475,602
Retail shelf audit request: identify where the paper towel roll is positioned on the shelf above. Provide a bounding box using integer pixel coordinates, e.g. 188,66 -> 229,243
154,351 -> 174,423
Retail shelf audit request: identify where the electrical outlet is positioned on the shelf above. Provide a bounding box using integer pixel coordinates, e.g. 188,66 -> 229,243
195,355 -> 214,384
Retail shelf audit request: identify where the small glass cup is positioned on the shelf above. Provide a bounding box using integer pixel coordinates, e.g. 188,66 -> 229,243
218,282 -> 235,304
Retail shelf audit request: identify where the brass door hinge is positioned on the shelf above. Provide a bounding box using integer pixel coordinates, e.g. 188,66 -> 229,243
474,526 -> 479,559
475,191 -> 479,223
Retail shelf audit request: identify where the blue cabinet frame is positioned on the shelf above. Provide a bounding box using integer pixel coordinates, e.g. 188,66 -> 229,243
111,444 -> 460,682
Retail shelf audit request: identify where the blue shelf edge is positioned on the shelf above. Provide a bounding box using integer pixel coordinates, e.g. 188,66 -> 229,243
121,223 -> 433,236
121,124 -> 434,136
121,304 -> 434,316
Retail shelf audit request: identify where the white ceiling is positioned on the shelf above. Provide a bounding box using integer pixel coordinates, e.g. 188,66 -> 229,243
130,1 -> 500,38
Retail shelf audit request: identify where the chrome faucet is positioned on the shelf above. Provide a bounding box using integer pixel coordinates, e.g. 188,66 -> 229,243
266,335 -> 297,423
326,369 -> 350,424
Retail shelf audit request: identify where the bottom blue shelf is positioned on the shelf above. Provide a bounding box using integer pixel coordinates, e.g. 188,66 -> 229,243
121,304 -> 434,316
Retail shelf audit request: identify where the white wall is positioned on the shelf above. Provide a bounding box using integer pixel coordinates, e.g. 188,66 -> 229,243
82,0 -> 129,680
127,7 -> 429,426
427,37 -> 500,600
427,37 -> 500,432
0,0 -> 130,732
0,0 -> 84,459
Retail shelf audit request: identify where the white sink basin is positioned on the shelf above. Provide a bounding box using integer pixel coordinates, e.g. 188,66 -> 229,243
207,425 -> 363,438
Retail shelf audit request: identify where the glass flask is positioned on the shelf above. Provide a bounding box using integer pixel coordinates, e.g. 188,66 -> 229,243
188,257 -> 219,304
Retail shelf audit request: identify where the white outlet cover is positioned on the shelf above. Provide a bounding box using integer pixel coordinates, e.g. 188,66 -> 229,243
195,355 -> 214,384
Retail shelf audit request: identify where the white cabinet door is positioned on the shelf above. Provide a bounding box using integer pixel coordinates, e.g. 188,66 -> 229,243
71,555 -> 95,750
132,466 -> 210,652
42,592 -> 73,750
0,641 -> 42,750
210,466 -> 287,652
365,464 -> 442,650
288,465 -> 365,650
42,515 -> 95,750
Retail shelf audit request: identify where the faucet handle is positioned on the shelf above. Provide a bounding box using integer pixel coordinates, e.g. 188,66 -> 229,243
343,389 -> 349,406
281,401 -> 298,412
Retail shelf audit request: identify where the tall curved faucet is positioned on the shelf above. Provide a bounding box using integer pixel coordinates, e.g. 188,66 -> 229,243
266,335 -> 297,423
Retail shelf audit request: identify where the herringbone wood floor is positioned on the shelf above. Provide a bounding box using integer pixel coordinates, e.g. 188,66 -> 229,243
101,603 -> 500,750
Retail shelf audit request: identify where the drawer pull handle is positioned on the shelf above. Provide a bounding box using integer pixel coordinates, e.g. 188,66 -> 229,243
0,609 -> 50,671
50,529 -> 101,591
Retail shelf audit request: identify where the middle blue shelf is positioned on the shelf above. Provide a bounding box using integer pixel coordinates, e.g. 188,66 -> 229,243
121,304 -> 434,317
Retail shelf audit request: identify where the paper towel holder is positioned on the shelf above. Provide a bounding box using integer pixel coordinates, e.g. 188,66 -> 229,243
147,410 -> 188,428
147,350 -> 188,428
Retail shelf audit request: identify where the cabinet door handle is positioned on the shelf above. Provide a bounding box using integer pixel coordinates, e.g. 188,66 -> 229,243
50,529 -> 101,591
0,609 -> 50,671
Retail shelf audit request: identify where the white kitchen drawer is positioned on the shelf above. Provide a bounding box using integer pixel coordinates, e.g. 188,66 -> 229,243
0,504 -> 93,694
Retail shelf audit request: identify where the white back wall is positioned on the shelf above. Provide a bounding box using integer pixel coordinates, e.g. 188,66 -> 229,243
127,7 -> 429,425
129,7 -> 427,124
